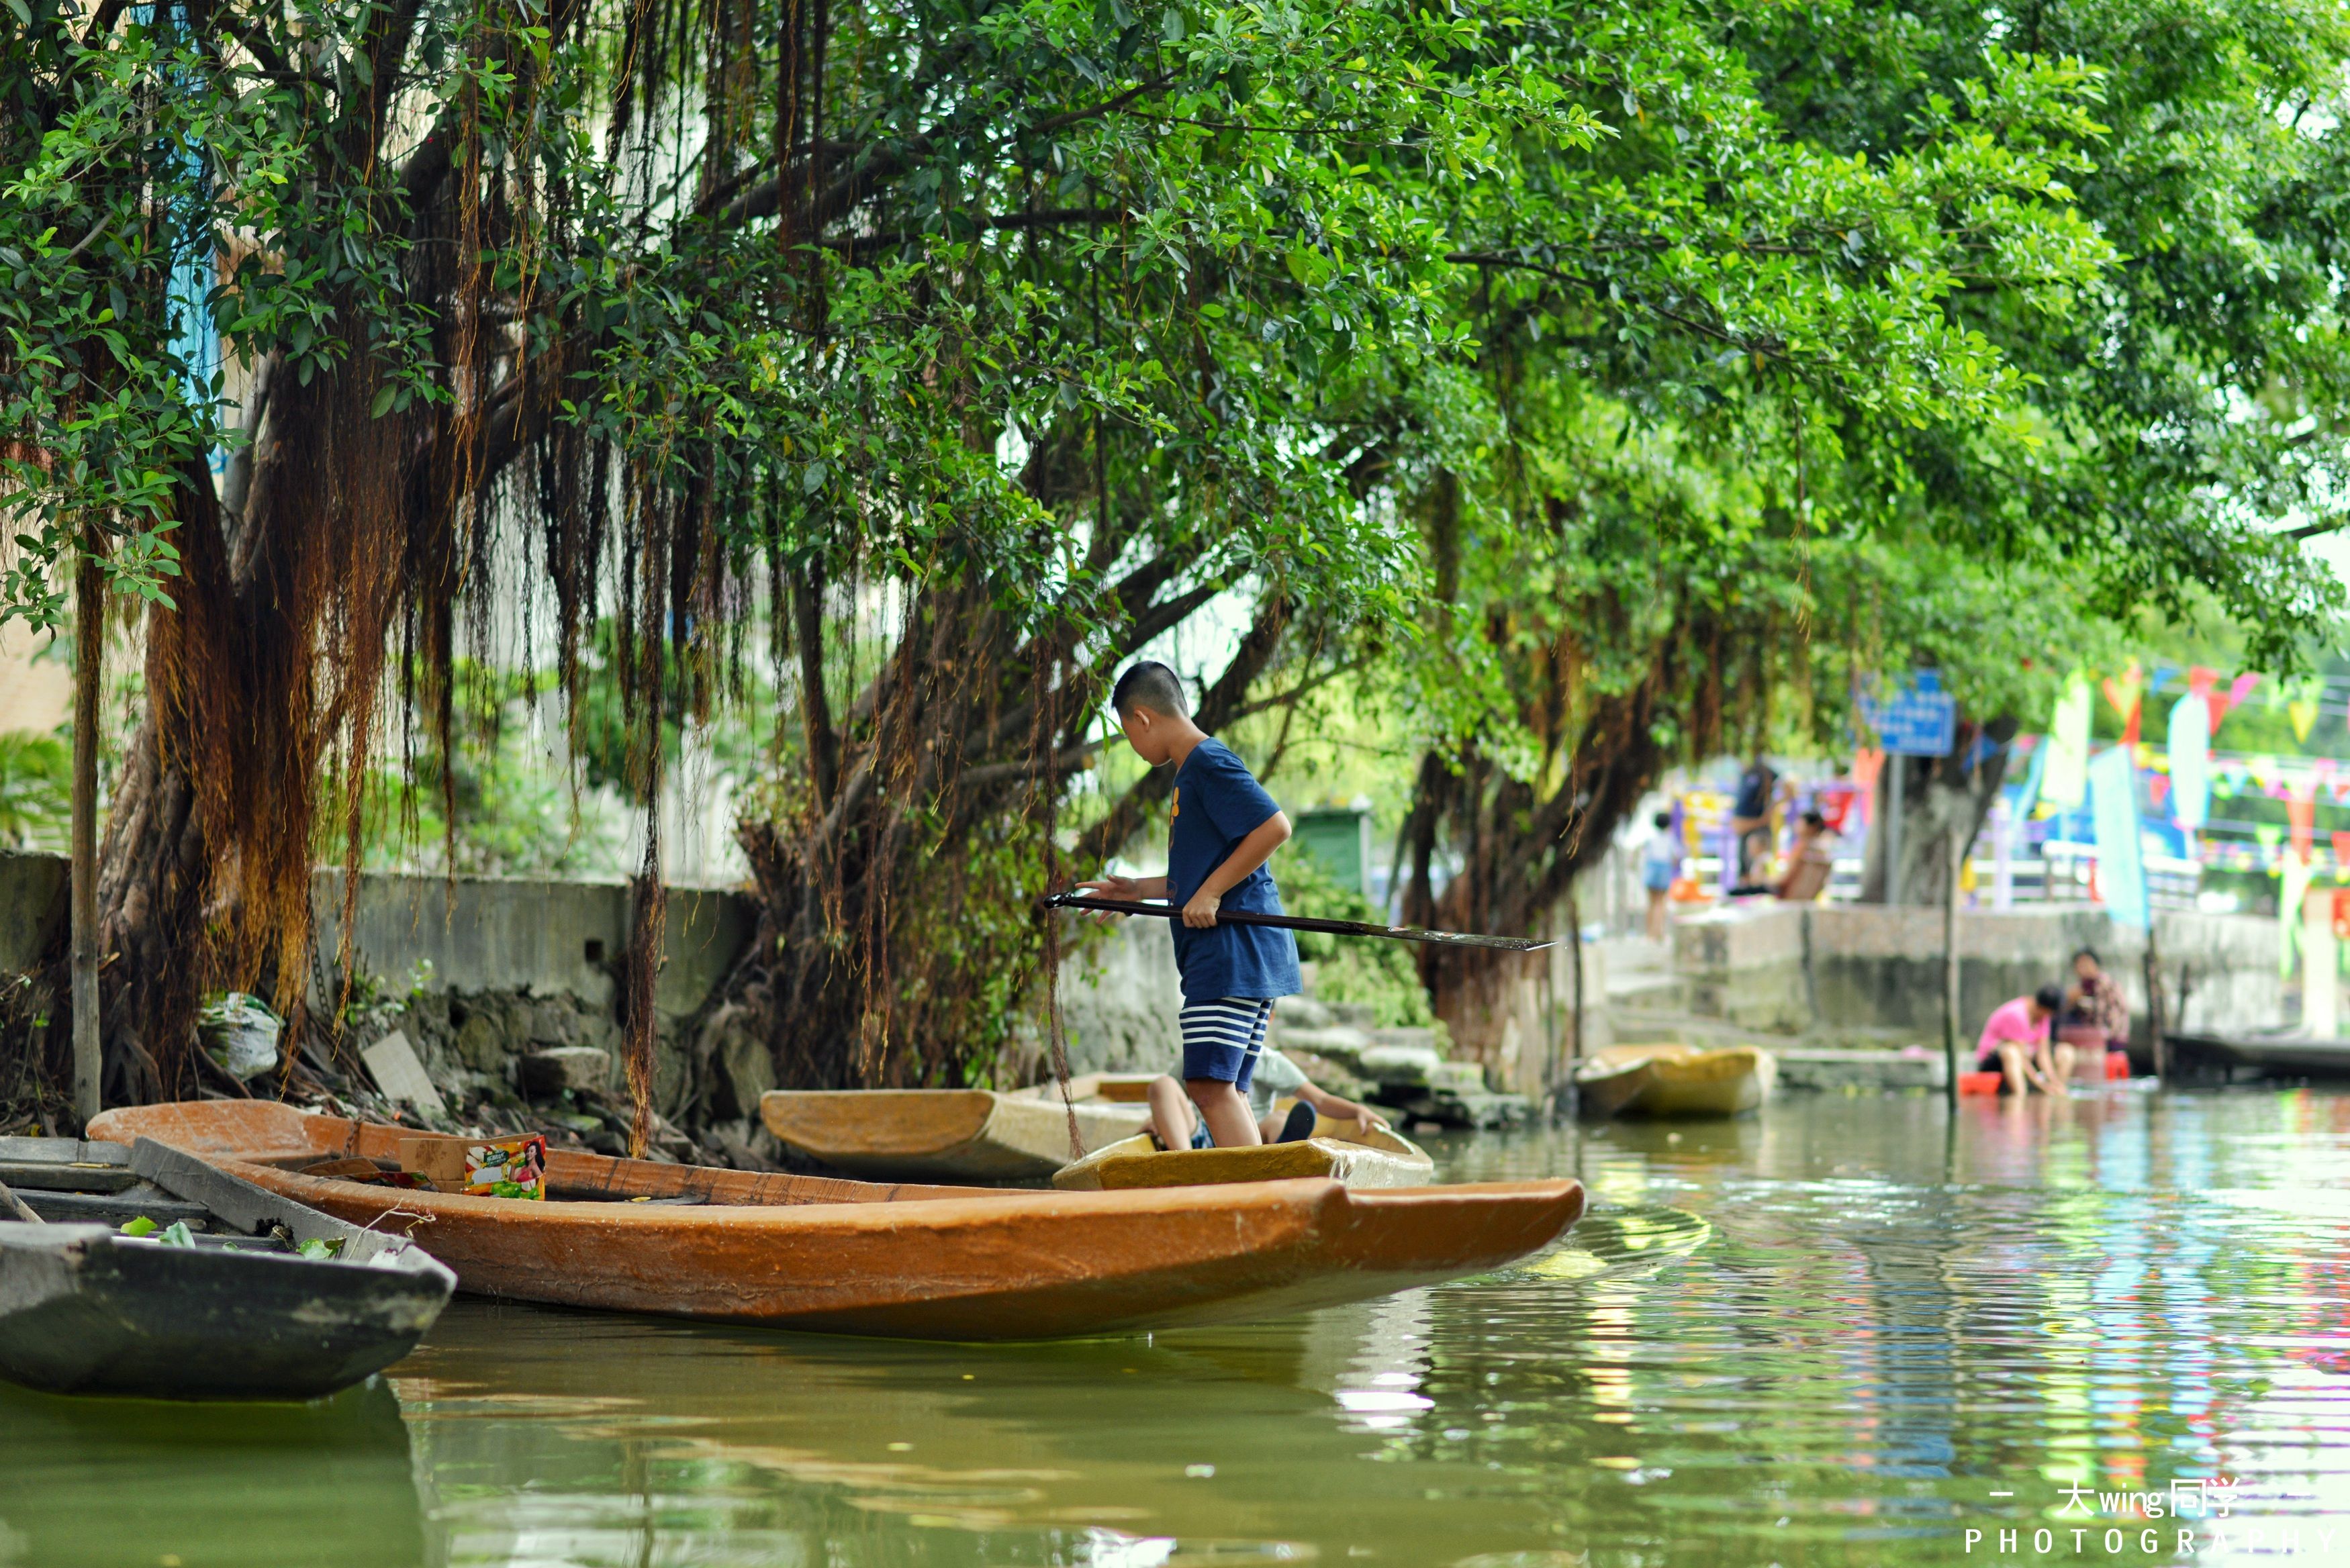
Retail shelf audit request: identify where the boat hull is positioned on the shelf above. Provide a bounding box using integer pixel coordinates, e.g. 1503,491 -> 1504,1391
0,1138 -> 453,1400
0,1224 -> 450,1399
93,1103 -> 1583,1342
759,1089 -> 1151,1181
2166,1032 -> 2350,1079
1574,1045 -> 1775,1118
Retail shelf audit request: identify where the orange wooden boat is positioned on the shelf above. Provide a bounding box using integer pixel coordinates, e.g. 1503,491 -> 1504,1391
89,1102 -> 1583,1341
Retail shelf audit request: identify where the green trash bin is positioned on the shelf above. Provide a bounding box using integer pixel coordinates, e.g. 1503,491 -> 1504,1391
1292,805 -> 1372,896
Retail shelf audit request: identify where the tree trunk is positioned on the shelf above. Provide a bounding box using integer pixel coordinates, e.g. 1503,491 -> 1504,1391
70,534 -> 103,1124
692,583 -> 1295,1103
1860,718 -> 2019,906
1404,671 -> 1677,1063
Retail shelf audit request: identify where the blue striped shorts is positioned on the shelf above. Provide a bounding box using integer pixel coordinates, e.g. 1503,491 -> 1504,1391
1180,997 -> 1275,1089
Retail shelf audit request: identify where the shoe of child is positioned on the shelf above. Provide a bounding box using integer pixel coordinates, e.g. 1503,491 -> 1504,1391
1277,1101 -> 1317,1143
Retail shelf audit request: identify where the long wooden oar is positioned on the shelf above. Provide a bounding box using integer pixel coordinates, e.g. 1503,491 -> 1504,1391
1041,893 -> 1556,952
0,1176 -> 43,1224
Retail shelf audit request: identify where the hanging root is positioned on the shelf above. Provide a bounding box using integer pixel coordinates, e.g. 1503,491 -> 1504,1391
1038,900 -> 1083,1161
624,852 -> 666,1159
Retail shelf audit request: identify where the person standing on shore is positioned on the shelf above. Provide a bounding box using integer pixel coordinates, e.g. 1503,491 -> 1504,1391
1642,810 -> 1681,942
1729,750 -> 1784,885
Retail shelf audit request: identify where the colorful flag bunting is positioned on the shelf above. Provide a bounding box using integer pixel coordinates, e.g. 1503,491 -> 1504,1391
2224,671 -> 2258,728
2102,660 -> 2146,750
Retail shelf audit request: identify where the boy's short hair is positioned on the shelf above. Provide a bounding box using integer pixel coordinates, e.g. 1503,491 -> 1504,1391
1801,810 -> 1827,832
2033,983 -> 2065,1014
1113,660 -> 1190,719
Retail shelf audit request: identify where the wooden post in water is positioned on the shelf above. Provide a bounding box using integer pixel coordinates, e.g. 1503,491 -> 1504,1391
70,531 -> 102,1126
1884,756 -> 1905,905
1565,884 -> 1584,1067
1942,822 -> 1961,1106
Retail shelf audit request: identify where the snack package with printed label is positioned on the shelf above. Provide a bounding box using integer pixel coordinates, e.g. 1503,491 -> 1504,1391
464,1134 -> 549,1199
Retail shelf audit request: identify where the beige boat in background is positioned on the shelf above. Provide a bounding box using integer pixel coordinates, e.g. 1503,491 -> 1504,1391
1053,1115 -> 1436,1191
1573,1044 -> 1776,1118
761,1075 -> 1156,1182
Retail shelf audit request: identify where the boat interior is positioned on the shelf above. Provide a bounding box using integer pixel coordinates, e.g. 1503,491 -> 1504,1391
145,1107 -> 998,1208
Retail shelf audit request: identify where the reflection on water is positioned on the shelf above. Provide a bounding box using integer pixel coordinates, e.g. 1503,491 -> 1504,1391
0,1379 -> 422,1568
9,1088 -> 2350,1566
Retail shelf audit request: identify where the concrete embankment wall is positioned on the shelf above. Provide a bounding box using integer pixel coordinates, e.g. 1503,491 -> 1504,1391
1670,901 -> 2288,1050
6,842 -> 2277,1109
0,852 -> 1183,1108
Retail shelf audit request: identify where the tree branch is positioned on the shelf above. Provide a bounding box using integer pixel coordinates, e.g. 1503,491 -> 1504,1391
960,742 -> 1100,791
719,77 -> 1172,233
837,207 -> 1129,256
1072,593 -> 1290,866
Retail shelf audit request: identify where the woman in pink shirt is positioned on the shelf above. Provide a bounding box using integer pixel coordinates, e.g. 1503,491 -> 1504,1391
1976,984 -> 2073,1095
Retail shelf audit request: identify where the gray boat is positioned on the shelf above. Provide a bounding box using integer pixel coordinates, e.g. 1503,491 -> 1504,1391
0,1136 -> 454,1400
2165,1030 -> 2350,1081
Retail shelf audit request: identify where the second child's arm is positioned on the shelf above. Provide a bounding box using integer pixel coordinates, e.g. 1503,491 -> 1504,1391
1300,1080 -> 1388,1132
1182,812 -> 1292,928
1076,873 -> 1170,901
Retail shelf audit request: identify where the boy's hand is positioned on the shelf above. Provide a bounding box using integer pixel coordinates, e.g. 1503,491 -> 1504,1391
1181,889 -> 1222,928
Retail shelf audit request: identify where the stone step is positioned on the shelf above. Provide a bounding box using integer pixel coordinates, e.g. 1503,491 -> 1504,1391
1600,1008 -> 1954,1092
1606,971 -> 1690,1008
1775,1048 -> 1948,1091
1355,1044 -> 1485,1093
1372,1085 -> 1544,1131
1609,1010 -> 1790,1049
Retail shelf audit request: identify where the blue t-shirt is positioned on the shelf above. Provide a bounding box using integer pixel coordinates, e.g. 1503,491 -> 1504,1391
1165,738 -> 1302,1001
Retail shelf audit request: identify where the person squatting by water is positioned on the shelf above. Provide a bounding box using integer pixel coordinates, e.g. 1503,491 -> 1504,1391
1076,660 -> 1303,1148
1977,983 -> 2077,1096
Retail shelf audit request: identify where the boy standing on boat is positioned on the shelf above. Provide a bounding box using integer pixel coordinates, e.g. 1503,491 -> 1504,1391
1077,661 -> 1301,1148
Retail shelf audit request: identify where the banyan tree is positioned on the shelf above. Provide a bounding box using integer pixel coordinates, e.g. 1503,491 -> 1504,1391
1,0 -> 1595,1125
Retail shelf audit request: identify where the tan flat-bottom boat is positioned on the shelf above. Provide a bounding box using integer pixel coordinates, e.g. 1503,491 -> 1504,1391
89,1102 -> 1581,1342
1573,1044 -> 1775,1118
1053,1116 -> 1436,1191
759,1076 -> 1156,1183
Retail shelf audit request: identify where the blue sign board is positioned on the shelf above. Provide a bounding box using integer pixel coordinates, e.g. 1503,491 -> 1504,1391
1858,671 -> 1958,757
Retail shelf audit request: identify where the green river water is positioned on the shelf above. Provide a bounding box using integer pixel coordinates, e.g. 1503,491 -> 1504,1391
5,1086 -> 2347,1568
